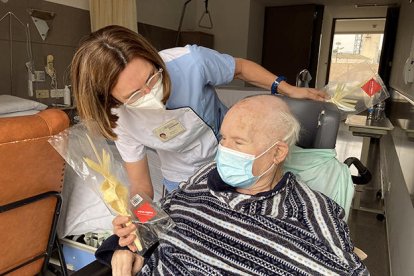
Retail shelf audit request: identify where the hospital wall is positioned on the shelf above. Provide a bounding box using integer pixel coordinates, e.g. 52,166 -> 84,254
137,0 -> 195,35
0,0 -> 90,103
383,1 -> 414,276
2,0 -> 413,274
137,0 -> 252,61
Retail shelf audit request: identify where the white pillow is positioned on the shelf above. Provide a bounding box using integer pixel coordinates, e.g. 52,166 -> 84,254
0,109 -> 40,118
0,95 -> 47,114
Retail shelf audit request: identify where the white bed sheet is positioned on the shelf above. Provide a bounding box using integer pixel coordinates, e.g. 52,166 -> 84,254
0,109 -> 40,118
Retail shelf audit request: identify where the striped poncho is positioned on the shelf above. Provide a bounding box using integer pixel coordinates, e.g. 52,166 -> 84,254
139,163 -> 368,275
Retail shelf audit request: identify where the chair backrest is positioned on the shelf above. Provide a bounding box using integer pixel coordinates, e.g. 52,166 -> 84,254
280,97 -> 340,149
216,88 -> 341,149
0,109 -> 69,276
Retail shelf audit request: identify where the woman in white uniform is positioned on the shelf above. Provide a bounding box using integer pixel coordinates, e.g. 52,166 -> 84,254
71,25 -> 325,199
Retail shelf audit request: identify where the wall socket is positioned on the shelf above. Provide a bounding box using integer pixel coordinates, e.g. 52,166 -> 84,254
33,71 -> 45,82
36,89 -> 49,98
50,88 -> 65,98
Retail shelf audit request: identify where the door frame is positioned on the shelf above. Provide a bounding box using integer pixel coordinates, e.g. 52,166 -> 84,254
325,16 -> 387,85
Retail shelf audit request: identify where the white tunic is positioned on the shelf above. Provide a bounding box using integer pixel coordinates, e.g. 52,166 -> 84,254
113,45 -> 235,183
114,106 -> 218,182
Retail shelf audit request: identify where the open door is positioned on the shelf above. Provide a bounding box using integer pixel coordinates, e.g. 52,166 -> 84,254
326,6 -> 400,88
326,18 -> 386,84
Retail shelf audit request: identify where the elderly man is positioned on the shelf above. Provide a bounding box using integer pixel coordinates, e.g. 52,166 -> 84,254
96,95 -> 368,275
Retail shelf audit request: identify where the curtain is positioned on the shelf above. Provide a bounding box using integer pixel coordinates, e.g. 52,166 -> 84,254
89,0 -> 138,33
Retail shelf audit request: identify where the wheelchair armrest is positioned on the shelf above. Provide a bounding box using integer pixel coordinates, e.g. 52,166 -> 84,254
71,260 -> 112,276
344,157 -> 372,185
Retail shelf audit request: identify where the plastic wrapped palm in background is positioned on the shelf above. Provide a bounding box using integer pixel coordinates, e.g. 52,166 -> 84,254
324,63 -> 389,120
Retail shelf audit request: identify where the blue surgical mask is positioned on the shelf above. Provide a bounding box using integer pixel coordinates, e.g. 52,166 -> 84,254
215,142 -> 279,188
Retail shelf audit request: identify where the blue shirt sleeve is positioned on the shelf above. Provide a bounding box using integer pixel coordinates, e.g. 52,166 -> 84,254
188,45 -> 235,86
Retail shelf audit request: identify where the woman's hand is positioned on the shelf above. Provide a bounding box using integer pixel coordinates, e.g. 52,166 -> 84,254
279,82 -> 328,101
113,215 -> 139,252
111,249 -> 144,276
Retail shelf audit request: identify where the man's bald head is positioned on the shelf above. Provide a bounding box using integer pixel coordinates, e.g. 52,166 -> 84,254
223,95 -> 300,147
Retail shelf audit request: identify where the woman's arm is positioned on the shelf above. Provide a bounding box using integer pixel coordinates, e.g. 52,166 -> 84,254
233,58 -> 327,101
125,155 -> 153,199
111,157 -> 153,253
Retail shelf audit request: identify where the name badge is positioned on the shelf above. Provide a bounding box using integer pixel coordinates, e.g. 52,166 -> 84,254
153,119 -> 186,142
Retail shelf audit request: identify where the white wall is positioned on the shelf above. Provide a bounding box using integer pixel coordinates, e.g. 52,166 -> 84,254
137,0 -> 196,31
47,0 -> 197,32
382,132 -> 414,276
136,0 -> 251,59
385,2 -> 414,276
389,1 -> 414,99
194,0 -> 251,58
247,0 -> 265,64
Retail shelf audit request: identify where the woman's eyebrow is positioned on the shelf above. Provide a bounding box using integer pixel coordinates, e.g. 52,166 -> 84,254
127,68 -> 155,96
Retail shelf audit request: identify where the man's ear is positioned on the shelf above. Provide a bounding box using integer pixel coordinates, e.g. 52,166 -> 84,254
273,141 -> 289,164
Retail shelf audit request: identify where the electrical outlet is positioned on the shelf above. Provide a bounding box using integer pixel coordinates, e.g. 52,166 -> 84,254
34,71 -> 45,82
50,88 -> 65,98
36,89 -> 49,98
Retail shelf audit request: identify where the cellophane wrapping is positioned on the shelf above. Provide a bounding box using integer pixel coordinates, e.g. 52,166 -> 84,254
323,63 -> 389,119
48,121 -> 175,255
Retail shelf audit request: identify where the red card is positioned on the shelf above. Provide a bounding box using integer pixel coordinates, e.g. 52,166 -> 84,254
361,78 -> 382,96
133,202 -> 156,223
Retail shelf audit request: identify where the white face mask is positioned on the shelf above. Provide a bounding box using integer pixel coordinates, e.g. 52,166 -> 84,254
126,78 -> 165,109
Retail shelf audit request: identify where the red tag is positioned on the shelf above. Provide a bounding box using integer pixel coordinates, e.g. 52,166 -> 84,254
133,202 -> 156,223
361,78 -> 382,96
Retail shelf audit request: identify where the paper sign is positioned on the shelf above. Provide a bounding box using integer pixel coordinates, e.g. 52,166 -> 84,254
133,202 -> 156,223
361,78 -> 382,96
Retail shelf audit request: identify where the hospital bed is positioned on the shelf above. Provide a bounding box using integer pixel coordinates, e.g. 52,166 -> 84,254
72,88 -> 371,275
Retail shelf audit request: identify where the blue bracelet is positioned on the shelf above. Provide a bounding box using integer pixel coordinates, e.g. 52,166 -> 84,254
271,76 -> 287,95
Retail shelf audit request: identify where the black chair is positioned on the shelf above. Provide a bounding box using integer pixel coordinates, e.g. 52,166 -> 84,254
281,96 -> 371,184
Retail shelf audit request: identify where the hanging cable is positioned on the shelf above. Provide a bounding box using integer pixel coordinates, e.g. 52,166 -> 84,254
0,12 -> 34,95
175,0 -> 193,47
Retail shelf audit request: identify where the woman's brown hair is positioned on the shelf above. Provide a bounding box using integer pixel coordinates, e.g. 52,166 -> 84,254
71,25 -> 171,140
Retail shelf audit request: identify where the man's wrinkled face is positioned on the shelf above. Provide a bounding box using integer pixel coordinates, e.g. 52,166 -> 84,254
219,103 -> 275,176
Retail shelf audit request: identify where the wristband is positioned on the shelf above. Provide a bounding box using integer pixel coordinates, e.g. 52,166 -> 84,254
271,76 -> 287,95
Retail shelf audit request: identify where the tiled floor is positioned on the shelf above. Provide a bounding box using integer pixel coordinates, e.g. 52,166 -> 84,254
336,122 -> 390,276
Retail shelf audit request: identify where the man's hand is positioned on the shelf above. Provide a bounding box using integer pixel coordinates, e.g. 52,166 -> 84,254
111,250 -> 144,276
113,215 -> 139,252
279,82 -> 328,101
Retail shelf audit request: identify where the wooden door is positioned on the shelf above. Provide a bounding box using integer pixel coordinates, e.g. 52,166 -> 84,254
262,4 -> 324,88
